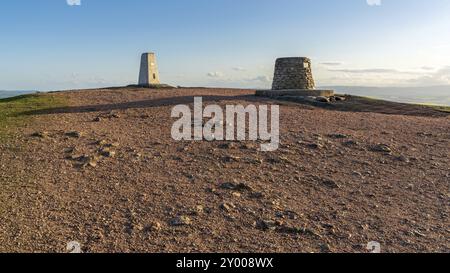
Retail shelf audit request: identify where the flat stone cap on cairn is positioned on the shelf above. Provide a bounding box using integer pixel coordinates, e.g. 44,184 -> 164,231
256,57 -> 334,98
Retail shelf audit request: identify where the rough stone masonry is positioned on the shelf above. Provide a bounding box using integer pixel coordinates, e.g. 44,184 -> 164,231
256,57 -> 334,98
138,52 -> 160,86
272,57 -> 315,90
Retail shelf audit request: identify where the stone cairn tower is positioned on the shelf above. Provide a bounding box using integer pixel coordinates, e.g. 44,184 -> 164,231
138,52 -> 160,86
256,57 -> 334,97
272,57 -> 315,90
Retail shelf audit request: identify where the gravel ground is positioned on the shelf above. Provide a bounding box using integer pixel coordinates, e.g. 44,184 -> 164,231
0,87 -> 449,253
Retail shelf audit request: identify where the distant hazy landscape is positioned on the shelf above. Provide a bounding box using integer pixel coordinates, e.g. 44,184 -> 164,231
0,90 -> 37,99
326,86 -> 450,106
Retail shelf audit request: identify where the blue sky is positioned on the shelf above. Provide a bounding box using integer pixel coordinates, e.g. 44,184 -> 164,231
1,0 -> 450,90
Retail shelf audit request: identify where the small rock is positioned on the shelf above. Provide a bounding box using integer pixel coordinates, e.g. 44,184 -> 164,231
320,243 -> 332,253
255,219 -> 279,231
146,221 -> 162,232
219,182 -> 236,190
343,140 -> 359,146
328,133 -> 349,139
249,192 -> 265,199
222,156 -> 241,163
31,131 -> 49,138
370,144 -> 392,154
232,192 -> 242,198
66,131 -> 83,138
169,216 -> 191,226
220,202 -> 236,212
96,139 -> 108,146
195,205 -> 204,214
76,155 -> 99,168
307,143 -> 323,149
135,223 -> 145,232
99,148 -> 116,158
241,143 -> 257,150
219,181 -> 253,192
64,147 -> 76,154
395,155 -> 410,163
322,178 -> 340,189
109,112 -> 121,119
334,96 -> 346,101
316,96 -> 330,103
93,117 -> 102,122
218,143 -> 236,149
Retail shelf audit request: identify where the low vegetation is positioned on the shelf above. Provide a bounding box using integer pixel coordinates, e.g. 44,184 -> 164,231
0,93 -> 66,139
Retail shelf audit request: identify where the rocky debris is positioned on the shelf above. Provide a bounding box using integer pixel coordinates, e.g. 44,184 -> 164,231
99,147 -> 116,158
240,143 -> 257,150
320,243 -> 332,253
343,140 -> 359,147
169,216 -> 192,226
321,178 -> 340,189
218,142 -> 237,149
219,181 -> 253,192
334,96 -> 346,101
64,147 -> 77,154
255,219 -> 320,237
66,131 -> 83,138
315,96 -> 330,103
370,143 -> 392,154
249,192 -> 265,199
328,133 -> 349,139
222,155 -> 241,163
194,205 -> 205,215
107,112 -> 121,119
307,143 -> 324,150
275,210 -> 298,220
31,131 -> 49,138
417,132 -> 433,137
75,155 -> 99,168
255,219 -> 280,231
220,202 -> 236,213
394,155 -> 410,163
145,221 -> 162,232
96,139 -> 108,146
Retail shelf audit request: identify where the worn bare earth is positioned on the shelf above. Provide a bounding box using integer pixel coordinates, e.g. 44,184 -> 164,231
0,87 -> 449,253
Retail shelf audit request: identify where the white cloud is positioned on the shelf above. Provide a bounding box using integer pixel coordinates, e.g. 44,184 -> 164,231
367,0 -> 381,6
329,68 -> 399,74
245,75 -> 271,83
407,66 -> 450,85
206,72 -> 224,78
232,67 -> 246,71
320,62 -> 343,66
67,0 -> 81,6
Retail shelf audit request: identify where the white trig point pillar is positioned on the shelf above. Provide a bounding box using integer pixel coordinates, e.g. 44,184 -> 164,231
138,52 -> 160,86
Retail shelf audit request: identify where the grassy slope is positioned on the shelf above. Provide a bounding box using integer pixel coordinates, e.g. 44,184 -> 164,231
0,94 -> 66,139
430,105 -> 450,113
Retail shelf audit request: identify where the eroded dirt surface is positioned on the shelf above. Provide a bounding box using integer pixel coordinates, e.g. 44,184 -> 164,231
1,87 -> 449,253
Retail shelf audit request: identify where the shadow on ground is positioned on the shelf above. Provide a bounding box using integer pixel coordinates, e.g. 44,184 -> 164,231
17,93 -> 449,118
18,95 -> 267,116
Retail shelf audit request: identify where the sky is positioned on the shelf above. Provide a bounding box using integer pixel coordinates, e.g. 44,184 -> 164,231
1,0 -> 450,91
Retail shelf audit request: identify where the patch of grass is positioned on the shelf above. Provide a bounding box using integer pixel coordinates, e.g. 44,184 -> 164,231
0,93 -> 66,139
428,105 -> 450,113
